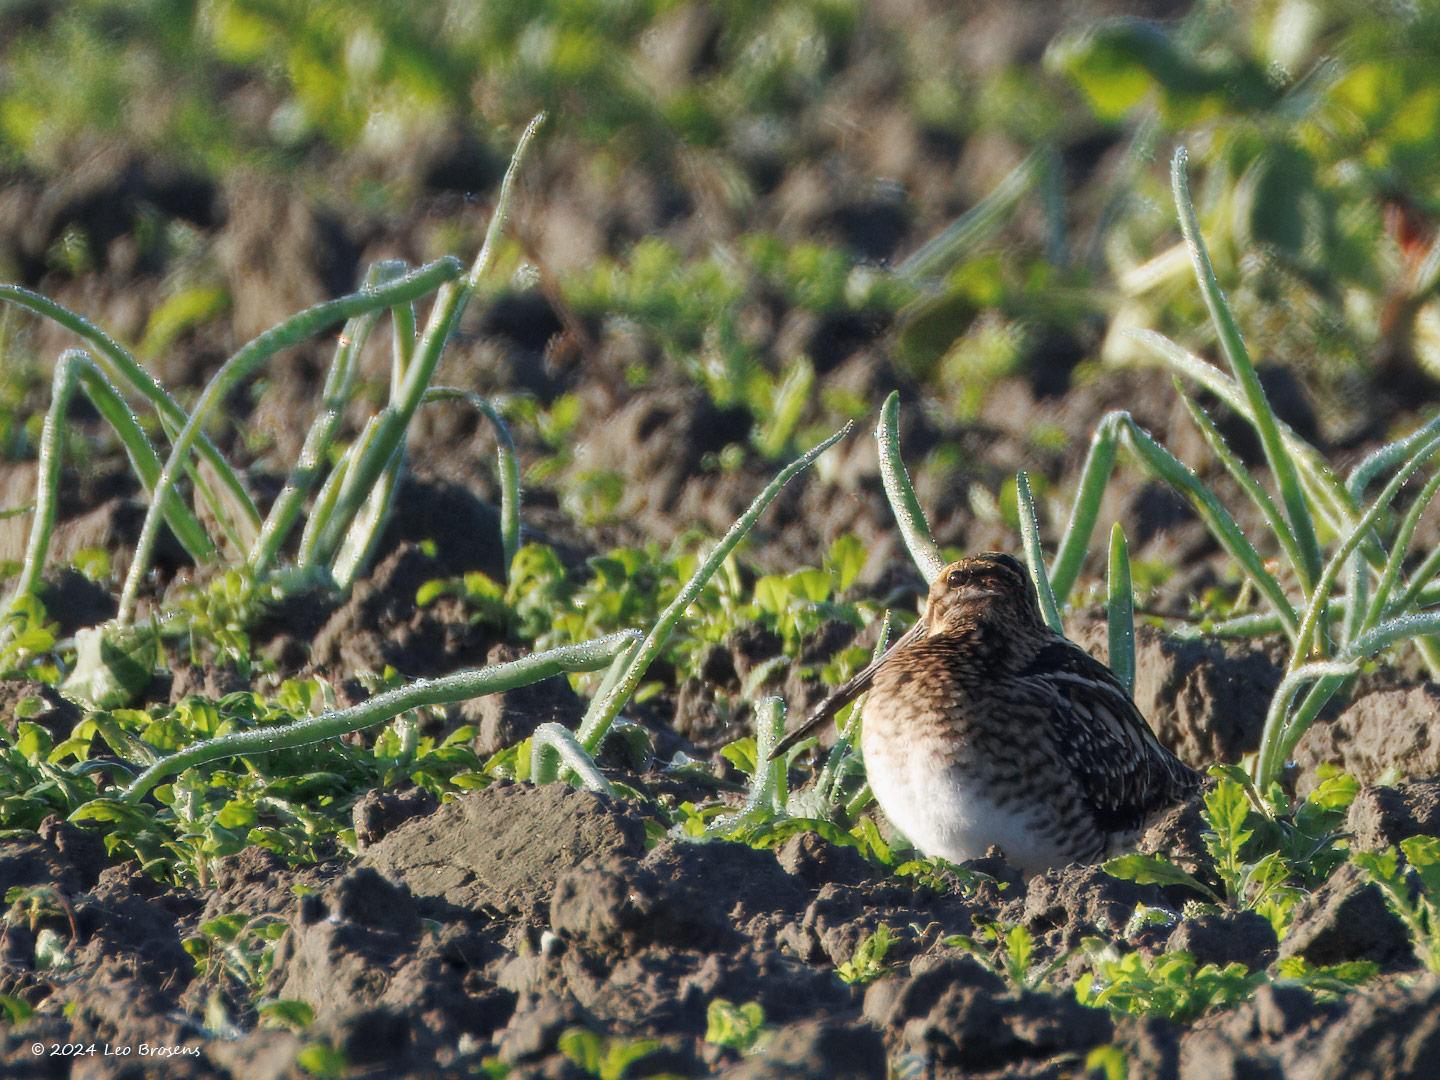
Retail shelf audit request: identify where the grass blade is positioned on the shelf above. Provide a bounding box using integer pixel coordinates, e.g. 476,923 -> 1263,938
115,256 -> 464,624
1361,467 -> 1440,633
308,115 -> 544,568
578,423 -> 854,753
121,630 -> 638,803
1049,413 -> 1121,603
1120,418 -> 1298,638
1174,380 -> 1307,584
76,363 -> 212,562
0,284 -> 262,547
1129,327 -> 1359,550
248,264 -> 400,576
531,723 -> 616,795
876,392 -> 944,583
1290,429 -> 1440,671
1106,522 -> 1135,695
2,351 -> 82,629
1171,148 -> 1322,590
1016,470 -> 1063,633
420,388 -> 521,576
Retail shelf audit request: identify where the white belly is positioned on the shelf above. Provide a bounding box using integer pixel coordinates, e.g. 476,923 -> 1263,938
862,730 -> 1066,876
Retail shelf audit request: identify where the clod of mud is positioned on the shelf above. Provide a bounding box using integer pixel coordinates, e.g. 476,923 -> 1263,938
352,784 -> 440,850
1348,781 -> 1440,851
465,642 -> 586,758
1167,910 -> 1276,970
309,539 -> 501,678
1074,621 -> 1283,767
1293,684 -> 1440,794
270,864 -> 515,1058
361,782 -> 649,918
1018,864 -> 1168,955
866,954 -> 1113,1075
1278,863 -> 1414,972
1309,975 -> 1440,1077
719,1017 -> 886,1079
0,679 -> 79,742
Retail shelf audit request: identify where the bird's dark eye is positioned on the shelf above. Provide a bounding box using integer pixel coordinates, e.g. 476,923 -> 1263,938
946,569 -> 966,589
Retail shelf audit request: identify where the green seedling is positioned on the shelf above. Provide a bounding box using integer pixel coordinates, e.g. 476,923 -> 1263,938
1104,768 -> 1356,937
1353,835 -> 1440,973
705,999 -> 771,1055
1076,944 -> 1261,1023
944,921 -> 1067,992
836,923 -> 900,985
556,1027 -> 664,1080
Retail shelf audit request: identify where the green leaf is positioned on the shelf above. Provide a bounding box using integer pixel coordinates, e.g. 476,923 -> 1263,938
61,623 -> 159,709
1103,853 -> 1217,900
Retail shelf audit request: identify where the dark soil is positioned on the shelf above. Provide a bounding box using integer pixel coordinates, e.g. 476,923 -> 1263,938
8,4 -> 1440,1078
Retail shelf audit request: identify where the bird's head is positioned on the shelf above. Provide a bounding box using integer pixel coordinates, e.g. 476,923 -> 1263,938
923,552 -> 1046,639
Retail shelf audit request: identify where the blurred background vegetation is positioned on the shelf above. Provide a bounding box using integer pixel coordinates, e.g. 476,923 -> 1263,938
1,0 -> 1438,547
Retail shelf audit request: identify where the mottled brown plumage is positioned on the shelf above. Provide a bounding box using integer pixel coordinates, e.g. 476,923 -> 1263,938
774,552 -> 1199,875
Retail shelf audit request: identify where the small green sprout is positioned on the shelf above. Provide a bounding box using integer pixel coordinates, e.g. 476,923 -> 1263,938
705,998 -> 771,1055
837,923 -> 900,985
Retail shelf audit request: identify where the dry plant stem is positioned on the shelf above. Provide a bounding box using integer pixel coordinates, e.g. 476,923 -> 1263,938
307,114 -> 544,569
1016,470 -> 1063,632
115,256 -> 465,625
1172,147 -> 1323,592
0,285 -> 260,550
898,150 -> 1043,282
876,393 -> 944,583
121,630 -> 638,803
577,423 -> 854,755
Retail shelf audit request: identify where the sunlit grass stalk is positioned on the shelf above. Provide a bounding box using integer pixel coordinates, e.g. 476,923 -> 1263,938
897,149 -> 1043,282
2,351 -> 82,628
1172,148 -> 1322,593
577,423 -> 853,755
1050,411 -> 1297,638
307,115 -> 544,568
1049,417 -> 1119,604
1016,470 -> 1063,633
1289,429 -> 1440,672
247,265 -> 397,576
121,631 -> 638,803
876,392 -> 944,583
1174,381 -> 1307,583
1256,611 -> 1440,788
1106,523 -> 1135,696
115,256 -> 464,624
419,388 -> 521,576
0,285 -> 261,550
1360,467 -> 1440,634
77,365 -> 214,562
708,697 -> 788,835
531,724 -> 616,795
1129,328 -> 1361,550
329,440 -> 405,592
